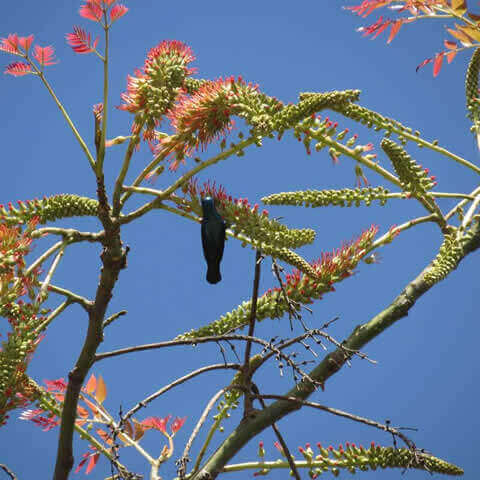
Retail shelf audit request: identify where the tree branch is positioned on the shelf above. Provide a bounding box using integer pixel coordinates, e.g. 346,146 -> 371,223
191,221 -> 480,480
0,465 -> 17,480
242,250 -> 262,416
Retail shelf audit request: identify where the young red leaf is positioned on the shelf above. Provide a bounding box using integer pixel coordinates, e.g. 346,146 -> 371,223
18,35 -> 34,52
444,40 -> 457,49
95,375 -> 107,404
4,61 -> 32,76
97,428 -> 114,445
372,19 -> 391,39
79,0 -> 103,22
74,457 -> 88,474
66,26 -> 98,54
416,57 -> 432,73
44,378 -> 67,392
85,453 -> 99,474
77,406 -> 89,418
433,52 -> 444,77
83,397 -> 99,416
446,49 -> 458,63
133,418 -> 146,441
84,373 -> 97,394
171,416 -> 187,434
0,34 -> 20,54
387,19 -> 402,44
124,419 -> 134,439
110,4 -> 128,23
447,27 -> 472,45
33,45 -> 57,66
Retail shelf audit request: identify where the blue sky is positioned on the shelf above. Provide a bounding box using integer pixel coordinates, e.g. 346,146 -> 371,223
1,1 -> 479,479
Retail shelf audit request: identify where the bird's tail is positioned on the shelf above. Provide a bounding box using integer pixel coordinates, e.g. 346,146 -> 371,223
206,261 -> 221,284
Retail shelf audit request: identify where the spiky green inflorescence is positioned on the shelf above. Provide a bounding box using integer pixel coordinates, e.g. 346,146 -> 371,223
262,187 -> 390,208
465,48 -> 480,143
331,101 -> 414,139
184,182 -> 316,250
0,194 -> 99,225
424,231 -> 464,286
381,139 -> 436,197
183,77 -> 207,94
241,443 -> 463,477
177,226 -> 377,339
272,90 -> 360,135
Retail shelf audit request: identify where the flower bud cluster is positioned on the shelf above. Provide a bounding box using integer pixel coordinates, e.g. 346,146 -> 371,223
381,139 -> 437,197
424,231 -> 464,286
253,441 -> 462,477
118,40 -> 196,138
178,226 -> 378,339
0,221 -> 44,426
465,48 -> 480,126
262,187 -> 390,208
0,194 -> 99,225
272,91 -> 360,135
184,180 -> 316,249
333,101 -> 414,143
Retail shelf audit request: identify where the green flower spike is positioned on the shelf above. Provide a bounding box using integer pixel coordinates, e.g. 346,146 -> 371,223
262,187 -> 390,208
0,194 -> 99,225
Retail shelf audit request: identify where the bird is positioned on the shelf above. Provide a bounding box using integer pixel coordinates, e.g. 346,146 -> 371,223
201,196 -> 226,284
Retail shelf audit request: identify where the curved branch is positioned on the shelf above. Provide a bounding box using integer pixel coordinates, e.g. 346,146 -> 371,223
192,221 -> 480,479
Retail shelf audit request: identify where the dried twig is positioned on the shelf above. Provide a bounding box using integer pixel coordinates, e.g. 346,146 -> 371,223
255,394 -> 416,450
123,364 -> 240,423
243,250 -> 263,416
0,465 -> 17,480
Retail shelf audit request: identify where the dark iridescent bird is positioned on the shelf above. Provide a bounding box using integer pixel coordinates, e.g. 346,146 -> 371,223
201,197 -> 226,284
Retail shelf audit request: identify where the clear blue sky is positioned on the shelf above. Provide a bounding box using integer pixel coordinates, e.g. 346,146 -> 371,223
1,1 -> 479,479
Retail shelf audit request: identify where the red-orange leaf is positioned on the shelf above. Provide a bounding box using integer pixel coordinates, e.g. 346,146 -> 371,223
387,20 -> 403,44
85,373 -> 96,395
83,397 -> 99,416
4,62 -> 32,76
124,419 -> 134,439
133,419 -> 146,441
446,50 -> 458,63
433,52 -> 444,77
85,453 -> 99,474
372,19 -> 391,39
444,40 -> 457,49
95,375 -> 107,404
77,406 -> 89,418
416,57 -> 432,72
451,0 -> 467,13
97,428 -> 113,445
468,12 -> 480,22
447,27 -> 473,45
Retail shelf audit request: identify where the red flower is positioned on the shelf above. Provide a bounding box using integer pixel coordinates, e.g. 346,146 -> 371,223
144,40 -> 196,76
141,415 -> 172,433
66,27 -> 98,54
33,45 -> 57,66
170,416 -> 186,434
4,62 -> 32,76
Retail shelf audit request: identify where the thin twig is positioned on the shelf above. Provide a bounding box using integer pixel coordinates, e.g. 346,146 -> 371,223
255,394 -> 416,450
103,310 -> 127,329
180,388 -> 228,479
0,465 -> 17,480
95,334 -> 316,388
243,250 -> 263,416
26,240 -> 64,275
34,300 -> 70,334
37,243 -> 67,303
123,364 -> 240,423
48,284 -> 92,311
254,386 -> 301,480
